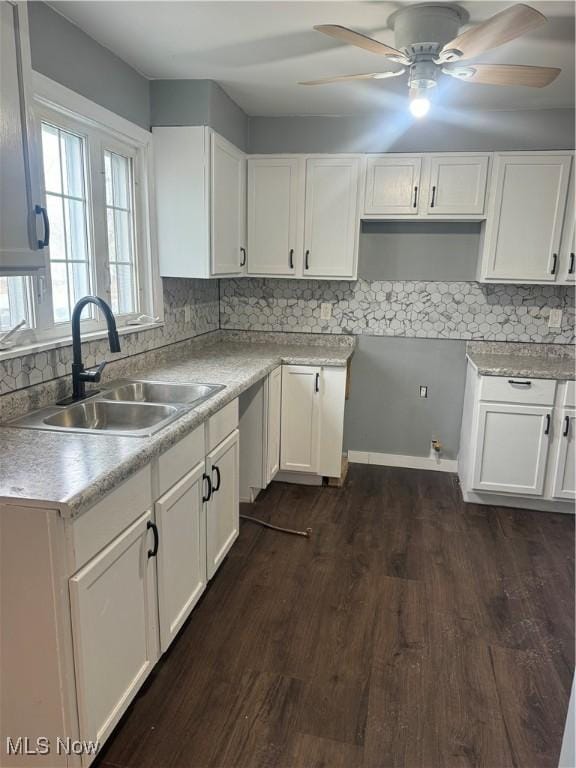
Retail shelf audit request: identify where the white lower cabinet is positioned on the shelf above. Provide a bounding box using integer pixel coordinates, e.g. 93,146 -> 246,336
471,402 -> 551,495
280,364 -> 347,479
155,461 -> 207,652
206,429 -> 240,580
552,407 -> 576,500
460,366 -> 574,512
69,510 -> 158,752
265,366 -> 282,484
281,365 -> 321,473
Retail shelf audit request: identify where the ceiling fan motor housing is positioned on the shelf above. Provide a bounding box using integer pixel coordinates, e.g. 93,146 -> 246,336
391,4 -> 466,55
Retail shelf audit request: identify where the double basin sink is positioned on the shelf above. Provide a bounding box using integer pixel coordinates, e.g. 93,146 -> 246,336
9,380 -> 225,437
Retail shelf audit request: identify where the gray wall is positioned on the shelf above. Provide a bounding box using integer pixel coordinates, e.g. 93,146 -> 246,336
343,336 -> 467,459
150,80 -> 250,151
249,108 -> 575,154
27,2 -> 150,129
359,221 -> 480,281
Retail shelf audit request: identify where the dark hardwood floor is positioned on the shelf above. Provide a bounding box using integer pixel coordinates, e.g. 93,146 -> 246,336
95,465 -> 575,768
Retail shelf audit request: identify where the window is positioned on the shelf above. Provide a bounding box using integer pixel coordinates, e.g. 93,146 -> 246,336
1,84 -> 161,353
104,149 -> 137,315
0,276 -> 32,332
41,122 -> 92,323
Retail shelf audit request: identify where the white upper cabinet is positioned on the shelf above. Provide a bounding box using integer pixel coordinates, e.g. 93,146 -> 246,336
211,132 -> 247,276
247,158 -> 298,276
365,155 -> 423,215
559,168 -> 575,283
0,1 -> 47,273
479,153 -> 573,283
153,127 -> 246,279
303,157 -> 360,278
427,155 -> 489,215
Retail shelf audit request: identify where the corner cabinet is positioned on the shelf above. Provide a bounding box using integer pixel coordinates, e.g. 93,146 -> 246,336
459,366 -> 575,513
153,126 -> 247,278
247,156 -> 361,279
0,1 -> 47,273
478,153 -> 573,284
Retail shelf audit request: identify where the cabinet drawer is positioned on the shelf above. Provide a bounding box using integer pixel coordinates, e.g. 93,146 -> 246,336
479,376 -> 556,406
206,398 -> 239,453
157,424 -> 205,497
69,466 -> 153,571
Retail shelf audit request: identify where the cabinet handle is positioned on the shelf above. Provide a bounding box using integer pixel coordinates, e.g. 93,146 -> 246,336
413,186 -> 418,208
305,250 -> 310,270
430,185 -> 436,208
508,379 -> 531,387
35,205 -> 50,249
289,249 -> 294,270
569,253 -> 575,275
147,521 -> 159,559
212,465 -> 221,492
202,473 -> 212,502
563,415 -> 570,437
544,413 -> 551,435
240,247 -> 247,267
315,372 -> 320,393
551,253 -> 558,275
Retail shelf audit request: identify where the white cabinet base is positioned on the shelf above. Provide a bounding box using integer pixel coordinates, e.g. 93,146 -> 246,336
460,487 -> 574,515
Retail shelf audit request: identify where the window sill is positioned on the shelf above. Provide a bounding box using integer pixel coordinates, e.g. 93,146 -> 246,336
0,321 -> 165,363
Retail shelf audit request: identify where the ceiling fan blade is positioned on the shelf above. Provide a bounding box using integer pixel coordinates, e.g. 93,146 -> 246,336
445,63 -> 561,87
300,70 -> 405,86
314,25 -> 408,62
438,4 -> 547,63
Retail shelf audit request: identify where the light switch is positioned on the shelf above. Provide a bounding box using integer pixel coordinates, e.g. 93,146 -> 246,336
549,308 -> 563,329
320,303 -> 332,320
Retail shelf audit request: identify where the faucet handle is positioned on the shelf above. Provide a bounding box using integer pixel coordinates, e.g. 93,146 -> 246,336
81,361 -> 107,383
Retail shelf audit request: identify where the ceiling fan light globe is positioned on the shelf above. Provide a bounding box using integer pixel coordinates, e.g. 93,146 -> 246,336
410,97 -> 431,118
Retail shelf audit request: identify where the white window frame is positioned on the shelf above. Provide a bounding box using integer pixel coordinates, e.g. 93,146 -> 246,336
3,72 -> 163,351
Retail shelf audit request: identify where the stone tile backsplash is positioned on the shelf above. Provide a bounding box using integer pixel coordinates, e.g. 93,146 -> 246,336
220,278 -> 575,344
0,278 -> 219,396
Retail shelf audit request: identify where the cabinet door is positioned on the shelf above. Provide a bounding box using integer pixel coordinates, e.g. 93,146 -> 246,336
560,169 -> 575,283
155,461 -> 207,652
248,158 -> 299,276
0,1 -> 46,272
69,510 -> 158,748
472,403 -> 552,495
427,155 -> 489,215
481,154 -> 572,282
206,429 -> 240,580
303,158 -> 360,278
280,365 -> 321,473
552,408 -> 576,500
211,133 -> 246,276
265,366 -> 282,484
364,155 -> 422,215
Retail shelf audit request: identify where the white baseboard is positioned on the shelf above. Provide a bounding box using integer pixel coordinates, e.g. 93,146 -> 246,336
348,450 -> 458,473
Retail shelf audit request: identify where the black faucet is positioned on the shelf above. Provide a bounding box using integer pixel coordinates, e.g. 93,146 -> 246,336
58,296 -> 121,404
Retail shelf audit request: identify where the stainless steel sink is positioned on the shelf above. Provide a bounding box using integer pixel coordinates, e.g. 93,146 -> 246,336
9,400 -> 182,437
101,380 -> 224,407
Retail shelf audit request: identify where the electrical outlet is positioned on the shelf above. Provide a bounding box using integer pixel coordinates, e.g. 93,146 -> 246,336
184,305 -> 191,324
548,308 -> 563,329
320,303 -> 332,321
419,385 -> 428,398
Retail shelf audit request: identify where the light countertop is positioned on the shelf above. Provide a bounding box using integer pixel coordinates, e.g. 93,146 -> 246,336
0,335 -> 354,517
466,341 -> 575,380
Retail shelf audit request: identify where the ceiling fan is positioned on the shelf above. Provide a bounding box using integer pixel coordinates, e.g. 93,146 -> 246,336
300,3 -> 561,117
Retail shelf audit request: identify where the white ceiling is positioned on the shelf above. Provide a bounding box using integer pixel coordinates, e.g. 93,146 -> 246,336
49,1 -> 575,116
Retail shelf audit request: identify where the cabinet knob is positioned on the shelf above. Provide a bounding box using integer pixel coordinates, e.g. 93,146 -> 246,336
212,465 -> 221,492
240,247 -> 247,267
563,415 -> 570,437
413,186 -> 418,208
314,372 -> 320,393
202,473 -> 212,502
305,250 -> 310,270
544,413 -> 551,435
289,249 -> 294,270
430,185 -> 436,208
569,253 -> 575,275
